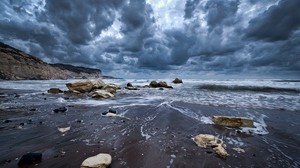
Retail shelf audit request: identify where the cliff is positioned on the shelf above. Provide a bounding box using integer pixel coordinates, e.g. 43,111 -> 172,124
0,42 -> 101,80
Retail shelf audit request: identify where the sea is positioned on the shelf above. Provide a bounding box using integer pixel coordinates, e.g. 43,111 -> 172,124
1,78 -> 300,167
0,78 -> 299,111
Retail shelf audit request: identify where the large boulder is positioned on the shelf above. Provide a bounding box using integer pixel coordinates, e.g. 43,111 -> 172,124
149,80 -> 171,88
92,90 -> 114,99
172,78 -> 183,84
81,153 -> 112,168
66,79 -> 105,93
212,116 -> 254,128
102,83 -> 120,94
193,134 -> 229,158
47,88 -> 63,94
149,80 -> 159,88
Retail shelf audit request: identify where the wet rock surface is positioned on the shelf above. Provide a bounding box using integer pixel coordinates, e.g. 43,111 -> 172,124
212,116 -> 254,128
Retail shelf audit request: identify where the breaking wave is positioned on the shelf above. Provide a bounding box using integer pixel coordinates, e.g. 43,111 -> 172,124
195,84 -> 300,93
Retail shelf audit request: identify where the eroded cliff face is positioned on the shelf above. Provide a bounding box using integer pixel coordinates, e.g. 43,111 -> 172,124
0,43 -> 101,80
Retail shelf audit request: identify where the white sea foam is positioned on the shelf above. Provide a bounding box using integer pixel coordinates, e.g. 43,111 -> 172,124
140,125 -> 151,140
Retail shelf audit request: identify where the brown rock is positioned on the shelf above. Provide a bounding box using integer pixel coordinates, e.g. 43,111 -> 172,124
212,116 -> 254,128
66,79 -> 105,93
47,88 -> 63,94
92,90 -> 114,99
66,81 -> 94,93
193,134 -> 229,158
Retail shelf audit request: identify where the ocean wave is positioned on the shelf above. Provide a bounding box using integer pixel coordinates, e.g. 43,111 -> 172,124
195,84 -> 300,93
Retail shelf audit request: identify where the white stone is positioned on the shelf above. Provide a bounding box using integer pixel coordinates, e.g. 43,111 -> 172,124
81,153 -> 112,168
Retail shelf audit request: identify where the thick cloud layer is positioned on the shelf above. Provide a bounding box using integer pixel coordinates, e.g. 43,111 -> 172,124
0,0 -> 299,78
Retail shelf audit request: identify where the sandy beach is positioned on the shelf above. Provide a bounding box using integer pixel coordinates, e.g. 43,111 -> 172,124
0,87 -> 299,168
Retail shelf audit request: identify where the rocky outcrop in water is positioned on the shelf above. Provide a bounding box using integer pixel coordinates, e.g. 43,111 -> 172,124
0,42 -> 101,80
212,116 -> 254,128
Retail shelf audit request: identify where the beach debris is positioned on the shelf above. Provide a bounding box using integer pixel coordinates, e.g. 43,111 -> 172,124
172,78 -> 183,84
193,134 -> 229,158
53,107 -> 68,113
81,153 -> 112,168
47,88 -> 63,94
232,148 -> 245,153
58,126 -> 71,133
212,116 -> 254,128
92,90 -> 114,99
18,153 -> 42,166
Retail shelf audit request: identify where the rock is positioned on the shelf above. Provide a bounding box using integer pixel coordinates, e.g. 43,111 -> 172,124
91,79 -> 106,90
53,107 -> 68,113
66,79 -> 105,93
158,81 -> 168,88
66,80 -> 93,93
102,112 -> 117,117
166,86 -> 173,89
108,109 -> 117,114
4,119 -> 12,123
149,81 -> 159,88
212,116 -> 254,128
213,144 -> 229,158
232,148 -> 245,153
193,134 -> 229,158
18,153 -> 42,166
81,153 -> 112,168
58,126 -> 71,133
92,90 -> 114,99
102,84 -> 120,94
172,78 -> 183,84
47,88 -> 63,94
64,90 -> 81,94
127,83 -> 133,87
149,80 -> 171,88
125,86 -> 139,90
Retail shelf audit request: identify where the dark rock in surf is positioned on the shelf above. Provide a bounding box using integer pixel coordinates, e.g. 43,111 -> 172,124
127,83 -> 133,87
18,153 -> 42,166
108,109 -> 117,114
172,78 -> 183,84
47,88 -> 63,94
4,119 -> 12,123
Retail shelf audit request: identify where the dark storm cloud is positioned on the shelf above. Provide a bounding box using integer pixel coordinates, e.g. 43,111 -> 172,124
246,0 -> 300,41
184,0 -> 200,19
204,0 -> 239,32
0,0 -> 299,77
39,0 -> 125,44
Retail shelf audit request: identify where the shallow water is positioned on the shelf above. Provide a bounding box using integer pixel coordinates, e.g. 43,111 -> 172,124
1,78 -> 299,111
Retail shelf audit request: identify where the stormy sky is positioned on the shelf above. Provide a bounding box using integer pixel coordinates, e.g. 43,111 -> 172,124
0,0 -> 299,78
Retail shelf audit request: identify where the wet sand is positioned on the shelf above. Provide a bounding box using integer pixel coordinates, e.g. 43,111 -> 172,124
0,88 -> 300,168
